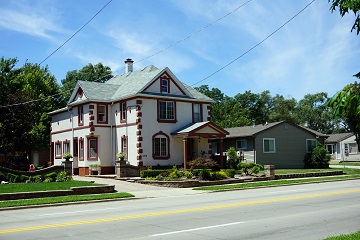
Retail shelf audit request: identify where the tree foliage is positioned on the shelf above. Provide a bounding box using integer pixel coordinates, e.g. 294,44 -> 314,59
329,0 -> 360,34
0,57 -> 62,157
326,81 -> 360,151
61,62 -> 113,101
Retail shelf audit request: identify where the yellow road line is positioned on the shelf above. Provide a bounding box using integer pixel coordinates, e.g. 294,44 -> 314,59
1,189 -> 359,235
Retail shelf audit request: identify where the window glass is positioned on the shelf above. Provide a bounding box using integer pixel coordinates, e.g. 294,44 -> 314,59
79,139 -> 84,160
78,106 -> 83,125
161,79 -> 168,92
154,136 -> 168,157
193,104 -> 200,122
121,137 -> 127,154
63,142 -> 70,154
159,101 -> 174,120
89,139 -> 97,158
236,140 -> 247,149
55,143 -> 62,157
98,105 -> 106,122
306,139 -> 317,153
73,138 -> 78,157
121,102 -> 126,121
263,138 -> 276,153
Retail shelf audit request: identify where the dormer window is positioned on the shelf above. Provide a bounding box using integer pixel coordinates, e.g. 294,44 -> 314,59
161,78 -> 169,93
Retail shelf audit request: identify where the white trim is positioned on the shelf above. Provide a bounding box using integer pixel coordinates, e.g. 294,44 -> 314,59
263,138 -> 276,153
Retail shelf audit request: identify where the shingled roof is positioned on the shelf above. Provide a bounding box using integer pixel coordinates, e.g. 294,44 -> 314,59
225,121 -> 328,138
325,133 -> 354,143
68,65 -> 213,104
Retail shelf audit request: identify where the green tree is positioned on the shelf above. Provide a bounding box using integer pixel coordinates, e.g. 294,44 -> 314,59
0,57 -> 62,158
328,0 -> 360,34
326,81 -> 360,151
268,94 -> 297,122
61,62 -> 113,100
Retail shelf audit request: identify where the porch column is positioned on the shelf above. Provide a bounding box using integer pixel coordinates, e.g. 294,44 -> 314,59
219,138 -> 224,168
183,138 -> 188,170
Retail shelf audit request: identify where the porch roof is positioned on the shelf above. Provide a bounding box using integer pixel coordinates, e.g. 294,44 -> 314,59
325,133 -> 354,143
171,121 -> 228,138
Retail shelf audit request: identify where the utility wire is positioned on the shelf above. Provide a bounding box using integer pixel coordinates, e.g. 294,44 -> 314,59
39,0 -> 113,65
189,0 -> 316,88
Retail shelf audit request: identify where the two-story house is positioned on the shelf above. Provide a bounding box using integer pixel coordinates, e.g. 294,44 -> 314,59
49,59 -> 228,175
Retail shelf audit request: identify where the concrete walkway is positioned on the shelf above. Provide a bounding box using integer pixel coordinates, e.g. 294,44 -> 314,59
329,164 -> 360,169
72,175 -> 208,199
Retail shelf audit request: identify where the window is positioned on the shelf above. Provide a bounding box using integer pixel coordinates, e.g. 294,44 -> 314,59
55,142 -> 62,158
152,132 -> 170,159
159,101 -> 175,121
73,138 -> 78,157
326,144 -> 334,154
263,138 -> 276,153
63,141 -> 70,155
88,138 -> 98,160
306,139 -> 317,153
236,139 -> 247,150
121,137 -> 127,156
193,103 -> 201,122
79,138 -> 84,161
78,106 -> 84,126
161,79 -> 169,93
120,101 -> 126,122
98,104 -> 107,123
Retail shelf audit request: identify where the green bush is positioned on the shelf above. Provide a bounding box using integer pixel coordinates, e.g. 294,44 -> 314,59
140,170 -> 170,178
184,170 -> 193,179
30,175 -> 43,183
211,171 -> 228,180
43,177 -> 53,183
221,169 -> 236,178
45,172 -> 57,182
238,162 -> 263,175
304,144 -> 330,168
199,169 -> 211,180
56,171 -> 72,182
19,175 -> 29,183
169,166 -> 182,179
226,147 -> 239,169
7,173 -> 18,183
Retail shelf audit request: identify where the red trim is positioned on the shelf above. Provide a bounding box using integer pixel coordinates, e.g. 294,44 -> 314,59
137,112 -> 142,117
87,137 -> 98,160
89,105 -> 94,109
137,142 -> 142,147
138,149 -> 143,154
136,100 -> 142,104
97,103 -> 108,124
137,124 -> 142,129
152,131 -> 170,160
136,131 -> 141,135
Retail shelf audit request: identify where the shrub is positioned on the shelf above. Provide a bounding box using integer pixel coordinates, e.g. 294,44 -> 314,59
30,175 -> 43,183
45,172 -> 57,182
140,170 -> 170,178
226,147 -> 239,169
56,171 -> 72,182
0,172 -> 6,182
304,144 -> 330,168
7,173 -> 18,183
184,170 -> 193,179
169,166 -> 182,179
221,169 -> 236,178
211,171 -> 228,180
188,157 -> 219,170
43,177 -> 53,183
19,175 -> 29,183
238,162 -> 263,175
199,169 -> 211,180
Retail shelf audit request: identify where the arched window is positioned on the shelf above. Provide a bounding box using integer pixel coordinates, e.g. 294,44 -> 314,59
152,132 -> 170,159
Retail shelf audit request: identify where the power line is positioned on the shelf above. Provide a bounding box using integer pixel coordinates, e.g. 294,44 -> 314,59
189,0 -> 317,88
39,0 -> 113,65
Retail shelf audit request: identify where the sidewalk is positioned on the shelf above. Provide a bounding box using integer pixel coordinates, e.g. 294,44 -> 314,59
72,175 -> 208,199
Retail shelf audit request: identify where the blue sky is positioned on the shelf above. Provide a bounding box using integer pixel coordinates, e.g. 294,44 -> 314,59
1,0 -> 359,101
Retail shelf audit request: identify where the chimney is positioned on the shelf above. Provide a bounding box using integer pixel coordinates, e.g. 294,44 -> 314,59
124,58 -> 134,73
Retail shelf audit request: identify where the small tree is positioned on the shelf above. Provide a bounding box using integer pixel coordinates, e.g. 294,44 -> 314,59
226,147 -> 239,169
237,162 -> 263,176
304,144 -> 331,168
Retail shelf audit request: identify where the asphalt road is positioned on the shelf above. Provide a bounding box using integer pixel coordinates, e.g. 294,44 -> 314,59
0,179 -> 359,240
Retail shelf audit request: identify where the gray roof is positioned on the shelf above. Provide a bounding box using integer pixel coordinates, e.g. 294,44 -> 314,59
69,65 -> 213,103
173,122 -> 210,134
225,121 -> 328,138
325,133 -> 354,143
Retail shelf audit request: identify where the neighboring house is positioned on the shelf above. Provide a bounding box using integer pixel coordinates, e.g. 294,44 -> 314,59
325,133 -> 359,162
49,59 -> 228,176
218,121 -> 329,168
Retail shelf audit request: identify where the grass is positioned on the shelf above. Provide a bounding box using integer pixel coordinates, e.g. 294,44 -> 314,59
0,181 -> 103,193
324,230 -> 360,240
194,168 -> 360,191
0,192 -> 134,208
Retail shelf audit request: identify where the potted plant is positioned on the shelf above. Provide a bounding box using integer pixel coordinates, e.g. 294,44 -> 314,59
116,152 -> 127,161
62,152 -> 73,161
89,163 -> 101,175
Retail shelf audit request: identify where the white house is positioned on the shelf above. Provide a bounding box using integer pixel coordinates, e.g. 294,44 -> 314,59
49,59 -> 228,176
325,133 -> 359,162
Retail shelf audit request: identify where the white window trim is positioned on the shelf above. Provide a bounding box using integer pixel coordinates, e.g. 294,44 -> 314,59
306,139 -> 317,153
263,138 -> 276,153
236,139 -> 247,150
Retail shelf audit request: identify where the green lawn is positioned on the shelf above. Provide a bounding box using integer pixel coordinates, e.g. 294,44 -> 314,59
194,168 -> 360,191
324,230 -> 360,240
0,181 -> 102,193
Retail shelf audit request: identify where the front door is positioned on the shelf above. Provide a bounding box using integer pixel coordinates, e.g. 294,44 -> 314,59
186,138 -> 194,160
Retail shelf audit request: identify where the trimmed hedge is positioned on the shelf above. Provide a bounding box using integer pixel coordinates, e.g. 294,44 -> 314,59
140,170 -> 171,178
